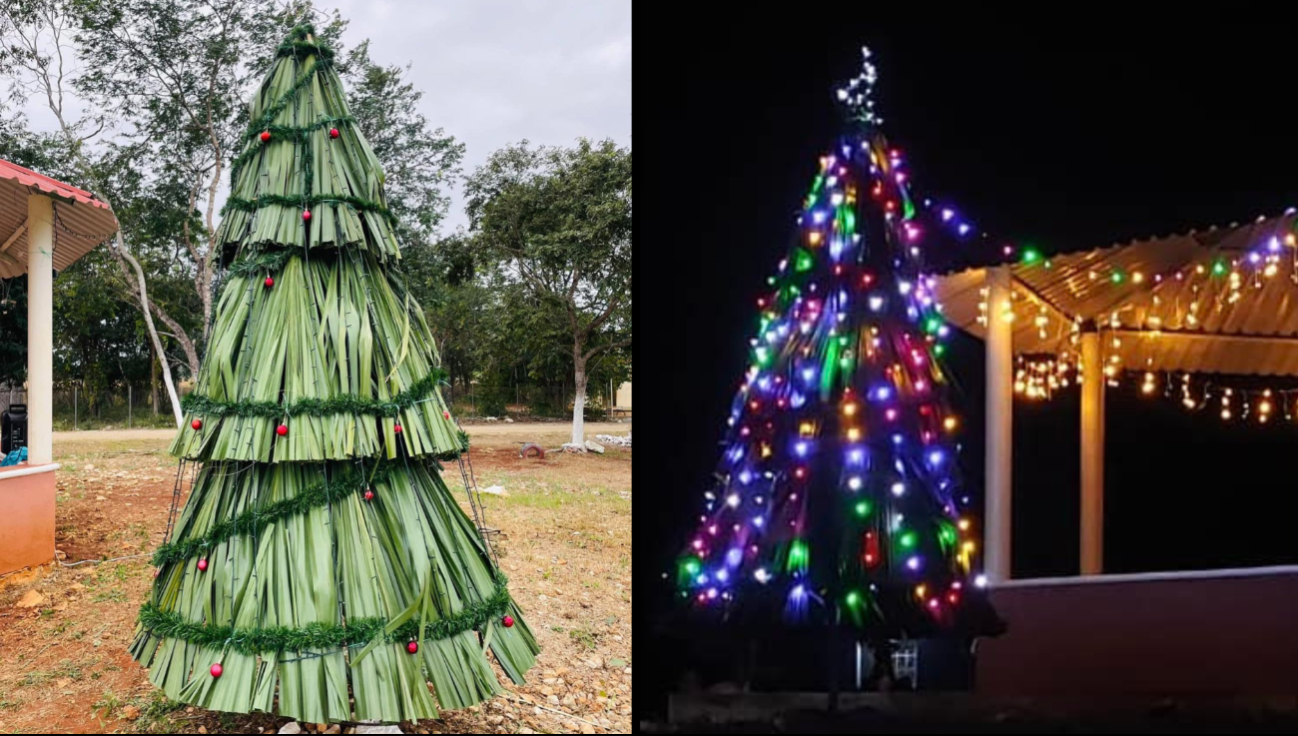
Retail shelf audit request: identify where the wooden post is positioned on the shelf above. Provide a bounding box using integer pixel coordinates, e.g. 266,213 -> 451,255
984,266 -> 1014,583
1080,324 -> 1105,575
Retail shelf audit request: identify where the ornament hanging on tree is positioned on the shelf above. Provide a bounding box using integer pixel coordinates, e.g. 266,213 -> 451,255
407,641 -> 419,654
277,424 -> 289,437
191,419 -> 202,430
260,130 -> 271,143
210,663 -> 223,678
364,489 -> 375,501
264,276 -> 274,288
394,423 -> 403,434
329,127 -> 340,139
302,209 -> 311,222
502,615 -> 515,628
197,558 -> 208,572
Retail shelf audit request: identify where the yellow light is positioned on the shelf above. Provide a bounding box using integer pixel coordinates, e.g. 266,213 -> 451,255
1260,400 -> 1272,414
958,518 -> 971,531
943,416 -> 958,432
915,584 -> 927,599
760,443 -> 772,458
846,427 -> 861,442
799,421 -> 815,436
1132,271 -> 1145,284
1288,233 -> 1297,247
843,403 -> 857,417
808,231 -> 822,246
1221,409 -> 1232,421
962,541 -> 976,553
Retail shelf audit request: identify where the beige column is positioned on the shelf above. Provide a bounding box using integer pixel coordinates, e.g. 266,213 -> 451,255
1079,325 -> 1105,575
984,266 -> 1014,584
26,194 -> 53,465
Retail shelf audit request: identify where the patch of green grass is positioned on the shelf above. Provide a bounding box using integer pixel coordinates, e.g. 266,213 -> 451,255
92,587 -> 126,603
568,626 -> 601,650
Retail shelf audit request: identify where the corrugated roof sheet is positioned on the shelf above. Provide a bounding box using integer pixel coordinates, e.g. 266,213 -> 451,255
934,213 -> 1298,376
0,159 -> 118,279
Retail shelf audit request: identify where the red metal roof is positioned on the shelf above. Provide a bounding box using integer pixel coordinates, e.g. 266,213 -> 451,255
0,159 -> 118,279
0,159 -> 111,211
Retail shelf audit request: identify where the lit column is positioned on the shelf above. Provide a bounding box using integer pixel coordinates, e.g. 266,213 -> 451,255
984,266 -> 1013,584
1079,323 -> 1104,575
26,194 -> 53,465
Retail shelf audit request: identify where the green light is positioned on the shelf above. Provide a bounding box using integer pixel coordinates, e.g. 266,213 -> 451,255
899,531 -> 917,549
1111,270 -> 1124,284
1021,247 -> 1042,265
795,249 -> 814,273
939,524 -> 957,545
1212,259 -> 1228,276
786,540 -> 809,572
854,500 -> 872,518
934,344 -> 947,357
844,209 -> 856,232
845,590 -> 861,608
767,276 -> 777,286
754,346 -> 769,366
923,316 -> 942,334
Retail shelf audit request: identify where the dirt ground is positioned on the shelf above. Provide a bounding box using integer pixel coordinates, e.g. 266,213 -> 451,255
0,423 -> 632,734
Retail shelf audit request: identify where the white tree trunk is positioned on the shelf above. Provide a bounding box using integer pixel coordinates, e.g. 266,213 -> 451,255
118,233 -> 183,427
571,349 -> 588,446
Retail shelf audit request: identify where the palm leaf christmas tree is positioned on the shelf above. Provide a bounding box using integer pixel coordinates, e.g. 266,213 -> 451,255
677,49 -> 999,647
130,26 -> 538,724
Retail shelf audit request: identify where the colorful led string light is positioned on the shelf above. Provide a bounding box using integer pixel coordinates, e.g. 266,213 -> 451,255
678,47 -> 985,631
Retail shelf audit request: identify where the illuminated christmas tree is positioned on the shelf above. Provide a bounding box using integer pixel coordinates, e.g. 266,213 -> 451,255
677,49 -> 998,657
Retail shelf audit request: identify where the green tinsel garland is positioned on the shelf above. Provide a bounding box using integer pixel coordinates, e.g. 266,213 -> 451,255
224,247 -> 297,278
228,116 -> 354,186
150,462 -> 394,567
182,371 -> 447,419
276,38 -> 335,61
221,193 -> 397,225
137,572 -> 512,656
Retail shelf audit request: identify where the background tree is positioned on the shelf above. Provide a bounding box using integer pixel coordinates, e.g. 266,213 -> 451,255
466,139 -> 632,443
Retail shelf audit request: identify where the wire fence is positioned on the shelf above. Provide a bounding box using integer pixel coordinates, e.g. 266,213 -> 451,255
0,380 -> 629,430
1,384 -> 192,430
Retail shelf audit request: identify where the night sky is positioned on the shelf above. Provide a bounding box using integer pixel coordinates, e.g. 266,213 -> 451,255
637,18 -> 1298,705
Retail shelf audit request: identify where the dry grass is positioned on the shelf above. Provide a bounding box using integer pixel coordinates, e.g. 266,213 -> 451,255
0,423 -> 631,734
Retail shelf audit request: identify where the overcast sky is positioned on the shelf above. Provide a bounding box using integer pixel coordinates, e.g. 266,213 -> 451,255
19,0 -> 630,235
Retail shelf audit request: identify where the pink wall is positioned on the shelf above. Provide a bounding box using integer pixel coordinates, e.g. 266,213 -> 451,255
0,465 -> 56,575
977,570 -> 1298,696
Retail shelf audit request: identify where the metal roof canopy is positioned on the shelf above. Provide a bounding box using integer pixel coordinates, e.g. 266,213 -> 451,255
934,213 -> 1298,376
0,159 -> 118,279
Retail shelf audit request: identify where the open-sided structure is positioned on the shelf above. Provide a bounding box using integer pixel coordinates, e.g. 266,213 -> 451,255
0,160 -> 118,575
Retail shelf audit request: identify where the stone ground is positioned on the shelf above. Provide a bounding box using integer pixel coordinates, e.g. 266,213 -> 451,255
0,422 -> 632,734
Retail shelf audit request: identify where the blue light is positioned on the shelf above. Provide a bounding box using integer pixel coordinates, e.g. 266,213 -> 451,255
872,385 -> 893,401
801,367 -> 816,383
928,449 -> 945,466
958,223 -> 972,236
738,470 -> 752,484
848,447 -> 866,464
941,208 -> 954,221
795,441 -> 809,457
790,391 -> 807,408
726,548 -> 744,566
715,569 -> 729,582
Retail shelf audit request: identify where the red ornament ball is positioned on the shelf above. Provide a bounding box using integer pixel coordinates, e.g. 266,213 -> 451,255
407,641 -> 419,654
264,276 -> 274,288
276,424 -> 289,437
197,558 -> 208,572
210,663 -> 223,678
364,489 -> 375,502
443,410 -> 450,420
394,424 -> 403,434
191,418 -> 203,430
302,209 -> 312,221
502,615 -> 515,628
259,130 -> 271,143
329,127 -> 340,139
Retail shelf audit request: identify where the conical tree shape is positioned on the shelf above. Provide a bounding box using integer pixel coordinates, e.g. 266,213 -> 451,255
676,51 -> 999,642
130,26 -> 538,723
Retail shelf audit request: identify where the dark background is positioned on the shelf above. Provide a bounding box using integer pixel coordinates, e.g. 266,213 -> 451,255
636,17 -> 1298,716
